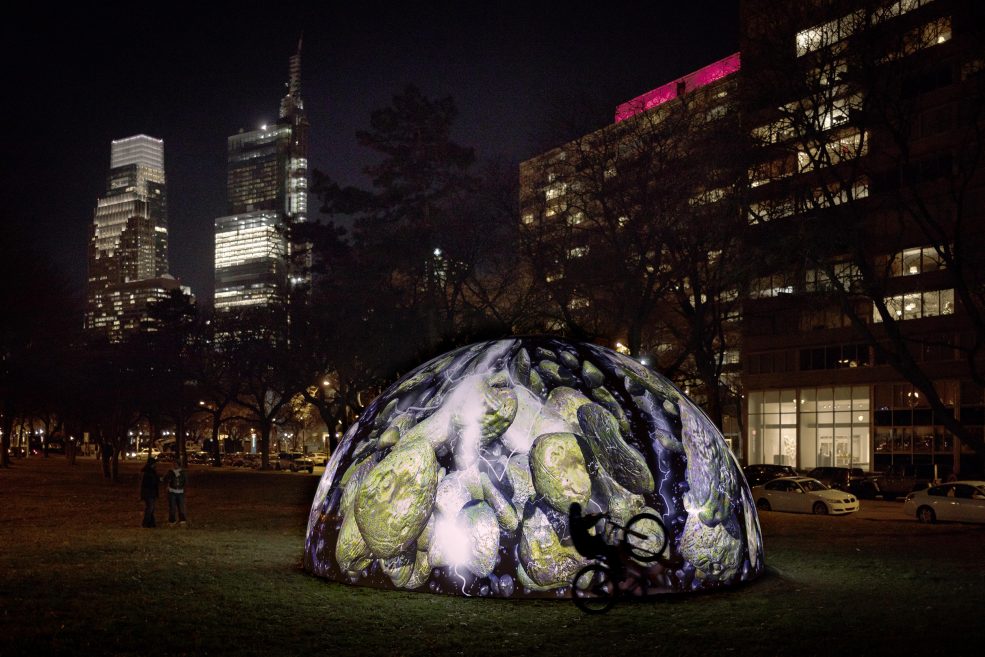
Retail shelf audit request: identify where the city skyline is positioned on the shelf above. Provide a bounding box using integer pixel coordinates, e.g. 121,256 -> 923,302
6,1 -> 738,307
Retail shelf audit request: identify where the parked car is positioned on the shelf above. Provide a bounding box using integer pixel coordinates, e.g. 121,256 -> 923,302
277,452 -> 314,473
872,464 -> 930,501
188,451 -> 211,464
752,476 -> 860,515
743,464 -> 799,487
903,481 -> 985,524
127,447 -> 161,460
309,452 -> 329,467
806,466 -> 880,498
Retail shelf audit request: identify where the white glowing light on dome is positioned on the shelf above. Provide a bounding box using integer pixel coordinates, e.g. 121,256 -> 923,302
434,515 -> 470,568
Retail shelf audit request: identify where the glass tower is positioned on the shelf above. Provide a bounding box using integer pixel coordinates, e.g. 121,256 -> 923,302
215,39 -> 309,312
86,135 -> 185,341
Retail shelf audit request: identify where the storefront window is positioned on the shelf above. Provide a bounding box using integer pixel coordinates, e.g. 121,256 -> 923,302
748,389 -> 797,465
749,385 -> 871,469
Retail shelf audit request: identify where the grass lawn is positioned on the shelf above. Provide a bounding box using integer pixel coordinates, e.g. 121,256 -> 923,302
2,457 -> 983,656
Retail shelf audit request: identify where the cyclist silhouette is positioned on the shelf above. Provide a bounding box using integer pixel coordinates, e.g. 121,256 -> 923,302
568,502 -> 623,570
569,504 -> 670,613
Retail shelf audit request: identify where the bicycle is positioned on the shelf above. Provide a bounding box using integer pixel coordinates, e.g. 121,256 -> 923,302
571,511 -> 669,614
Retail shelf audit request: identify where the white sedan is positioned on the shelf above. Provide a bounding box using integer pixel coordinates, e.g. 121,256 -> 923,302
752,476 -> 860,515
903,481 -> 985,524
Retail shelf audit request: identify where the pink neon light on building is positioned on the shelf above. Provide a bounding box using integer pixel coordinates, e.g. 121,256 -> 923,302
614,52 -> 741,123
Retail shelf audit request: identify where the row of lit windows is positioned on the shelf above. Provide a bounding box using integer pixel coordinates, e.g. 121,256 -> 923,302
749,128 -> 868,188
747,178 -> 869,224
795,0 -> 936,57
215,244 -> 286,269
751,255 -> 944,299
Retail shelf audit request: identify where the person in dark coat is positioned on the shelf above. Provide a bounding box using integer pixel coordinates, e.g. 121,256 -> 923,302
140,457 -> 160,528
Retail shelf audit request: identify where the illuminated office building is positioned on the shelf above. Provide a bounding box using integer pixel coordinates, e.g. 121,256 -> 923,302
215,39 -> 309,312
86,135 -> 190,341
740,0 -> 984,478
520,0 -> 985,477
214,212 -> 287,309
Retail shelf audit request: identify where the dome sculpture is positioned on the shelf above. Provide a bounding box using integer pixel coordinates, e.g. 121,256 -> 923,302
303,338 -> 764,598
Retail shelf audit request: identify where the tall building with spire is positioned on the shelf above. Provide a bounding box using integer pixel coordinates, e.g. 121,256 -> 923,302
214,38 -> 309,312
86,135 -> 192,341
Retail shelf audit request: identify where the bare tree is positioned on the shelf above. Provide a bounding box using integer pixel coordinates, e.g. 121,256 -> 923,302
520,74 -> 750,429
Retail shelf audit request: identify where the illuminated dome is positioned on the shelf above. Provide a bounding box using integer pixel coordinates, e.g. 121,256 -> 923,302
304,338 -> 764,597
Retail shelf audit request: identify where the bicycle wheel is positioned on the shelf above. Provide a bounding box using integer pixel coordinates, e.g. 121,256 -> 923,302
572,564 -> 616,614
624,512 -> 668,563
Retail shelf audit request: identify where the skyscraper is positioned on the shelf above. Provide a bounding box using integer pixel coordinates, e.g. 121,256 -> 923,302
214,39 -> 309,312
86,135 -> 191,341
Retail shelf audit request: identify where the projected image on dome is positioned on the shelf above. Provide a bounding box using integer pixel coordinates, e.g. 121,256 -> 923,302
303,338 -> 764,598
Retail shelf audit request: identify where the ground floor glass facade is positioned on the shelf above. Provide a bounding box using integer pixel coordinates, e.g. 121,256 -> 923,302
748,386 -> 871,470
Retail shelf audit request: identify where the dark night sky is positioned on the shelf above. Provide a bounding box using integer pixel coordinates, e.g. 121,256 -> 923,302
6,1 -> 738,307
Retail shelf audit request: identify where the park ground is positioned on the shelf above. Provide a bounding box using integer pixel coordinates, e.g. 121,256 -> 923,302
2,457 -> 984,656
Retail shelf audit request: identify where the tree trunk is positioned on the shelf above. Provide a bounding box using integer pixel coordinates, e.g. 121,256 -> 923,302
100,432 -> 112,479
312,404 -> 340,454
628,322 -> 643,360
704,383 -> 725,433
260,422 -> 272,469
210,413 -> 222,467
0,403 -> 13,467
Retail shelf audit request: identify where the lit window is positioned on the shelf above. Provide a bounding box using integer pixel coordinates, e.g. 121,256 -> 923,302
689,187 -> 727,207
545,182 -> 567,200
566,212 -> 585,226
796,1 -> 935,57
806,263 -> 861,292
890,246 -> 945,276
750,274 -> 795,298
751,118 -> 794,145
883,16 -> 952,62
798,130 -> 868,172
796,11 -> 864,57
749,157 -> 794,187
807,178 -> 869,209
748,197 -> 795,224
874,288 -> 954,322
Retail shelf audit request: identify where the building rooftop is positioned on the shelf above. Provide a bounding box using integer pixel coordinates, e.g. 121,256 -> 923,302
614,52 -> 741,123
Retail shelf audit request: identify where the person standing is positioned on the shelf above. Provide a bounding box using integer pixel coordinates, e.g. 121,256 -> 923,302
139,457 -> 160,528
163,462 -> 188,526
